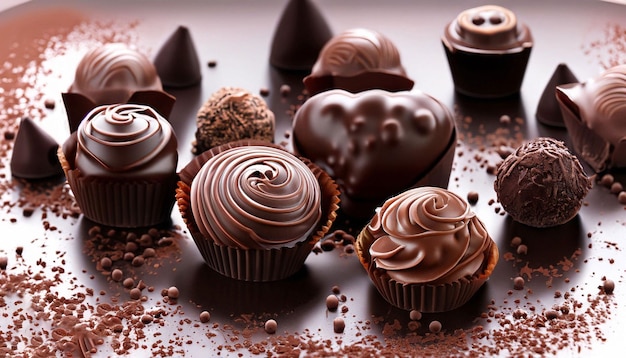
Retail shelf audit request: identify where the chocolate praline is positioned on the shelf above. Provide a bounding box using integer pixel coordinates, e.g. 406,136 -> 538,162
292,89 -> 456,219
556,64 -> 626,172
494,137 -> 592,228
194,87 -> 275,154
303,28 -> 414,95
442,5 -> 533,98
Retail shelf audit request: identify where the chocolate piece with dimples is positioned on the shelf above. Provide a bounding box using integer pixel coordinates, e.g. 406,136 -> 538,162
292,89 -> 456,219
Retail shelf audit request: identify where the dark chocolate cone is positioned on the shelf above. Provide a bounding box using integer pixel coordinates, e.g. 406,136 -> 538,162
536,63 -> 578,127
10,117 -> 63,179
154,26 -> 202,88
269,0 -> 332,71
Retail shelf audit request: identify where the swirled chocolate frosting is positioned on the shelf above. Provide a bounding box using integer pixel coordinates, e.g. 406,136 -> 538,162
76,104 -> 177,178
365,187 -> 494,285
442,5 -> 532,53
494,137 -> 592,228
190,146 -> 322,250
69,43 -> 163,105
556,64 -> 626,171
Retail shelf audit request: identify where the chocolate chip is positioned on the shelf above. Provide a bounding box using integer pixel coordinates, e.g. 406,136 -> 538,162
167,286 -> 180,299
265,319 -> 277,334
428,320 -> 442,333
333,317 -> 345,333
603,279 -> 615,294
467,191 -> 479,204
326,295 -> 339,311
199,311 -> 211,323
513,276 -> 525,290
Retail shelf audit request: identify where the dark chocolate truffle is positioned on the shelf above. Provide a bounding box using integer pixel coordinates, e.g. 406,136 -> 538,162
442,5 -> 533,98
535,63 -> 578,127
303,28 -> 414,95
154,26 -> 202,88
269,0 -> 333,71
494,137 -> 592,228
556,64 -> 626,172
292,89 -> 456,219
194,87 -> 275,154
10,117 -> 63,179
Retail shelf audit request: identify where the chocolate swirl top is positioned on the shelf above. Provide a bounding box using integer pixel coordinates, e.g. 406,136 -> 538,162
556,64 -> 626,171
190,146 -> 322,250
70,43 -> 163,105
366,187 -> 493,284
76,104 -> 177,177
443,5 -> 532,53
310,28 -> 406,77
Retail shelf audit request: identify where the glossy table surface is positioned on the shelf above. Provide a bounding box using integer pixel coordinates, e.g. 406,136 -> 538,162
0,0 -> 625,356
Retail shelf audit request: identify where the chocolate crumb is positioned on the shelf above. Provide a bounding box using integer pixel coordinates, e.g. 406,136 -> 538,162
600,174 -> 615,187
0,256 -> 7,270
265,319 -> 277,334
279,84 -> 291,97
513,276 -> 525,290
603,279 -> 615,294
15,246 -> 23,256
199,311 -> 211,323
207,60 -> 217,67
259,87 -> 270,96
129,288 -> 142,300
510,236 -> 522,247
499,115 -> 511,125
610,182 -> 623,194
167,286 -> 180,299
467,191 -> 479,204
517,244 -> 528,255
428,320 -> 442,333
111,268 -> 123,282
409,310 -> 422,321
618,191 -> 626,205
44,98 -> 55,109
326,295 -> 339,311
333,317 -> 345,333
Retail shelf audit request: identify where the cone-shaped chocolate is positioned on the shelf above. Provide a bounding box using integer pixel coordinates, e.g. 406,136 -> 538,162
10,117 -> 63,179
536,63 -> 578,127
269,0 -> 332,71
154,26 -> 202,88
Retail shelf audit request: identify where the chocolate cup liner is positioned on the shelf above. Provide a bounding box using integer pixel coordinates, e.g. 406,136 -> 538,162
443,44 -> 532,99
58,148 -> 177,228
356,228 -> 499,313
340,129 -> 457,220
176,139 -> 340,282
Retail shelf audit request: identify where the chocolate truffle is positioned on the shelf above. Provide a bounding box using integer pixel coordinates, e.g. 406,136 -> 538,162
556,64 -> 626,172
194,87 -> 275,154
303,28 -> 414,95
59,103 -> 178,227
292,89 -> 456,219
68,43 -> 164,105
154,26 -> 202,88
10,117 -> 64,179
535,63 -> 578,127
269,0 -> 333,71
494,137 -> 592,228
442,5 -> 533,98
176,140 -> 340,281
355,186 -> 499,312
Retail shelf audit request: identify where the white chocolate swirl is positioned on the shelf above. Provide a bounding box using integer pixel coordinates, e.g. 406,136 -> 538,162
76,104 -> 176,176
190,146 -> 322,250
367,187 -> 493,284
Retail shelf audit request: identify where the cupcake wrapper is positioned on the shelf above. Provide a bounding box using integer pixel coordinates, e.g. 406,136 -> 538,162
357,230 -> 499,313
58,148 -> 177,228
176,139 -> 340,282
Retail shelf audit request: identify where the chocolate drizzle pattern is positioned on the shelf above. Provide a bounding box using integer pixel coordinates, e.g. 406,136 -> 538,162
591,65 -> 626,145
69,43 -> 162,104
190,146 -> 322,250
76,104 -> 176,176
310,28 -> 406,77
367,187 -> 493,284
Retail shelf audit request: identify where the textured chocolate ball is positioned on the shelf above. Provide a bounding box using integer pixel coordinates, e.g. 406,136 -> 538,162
494,137 -> 592,228
194,87 -> 275,154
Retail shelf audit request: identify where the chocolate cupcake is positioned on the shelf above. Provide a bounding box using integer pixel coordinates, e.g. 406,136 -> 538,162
494,137 -> 592,228
176,140 -> 339,282
58,103 -> 178,228
355,187 -> 499,313
194,87 -> 275,154
556,64 -> 626,172
442,5 -> 533,98
292,89 -> 456,219
303,28 -> 414,95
